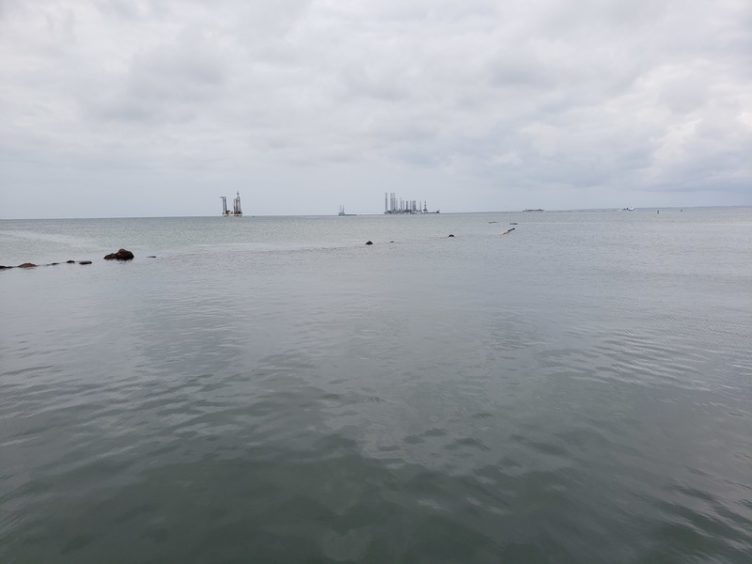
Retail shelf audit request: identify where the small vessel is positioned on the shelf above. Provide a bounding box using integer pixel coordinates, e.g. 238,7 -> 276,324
523,208 -> 544,212
338,205 -> 356,217
622,207 -> 635,211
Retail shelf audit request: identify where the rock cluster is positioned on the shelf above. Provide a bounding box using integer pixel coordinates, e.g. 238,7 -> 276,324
2,249 -> 138,271
1,260 -> 97,269
104,249 -> 134,261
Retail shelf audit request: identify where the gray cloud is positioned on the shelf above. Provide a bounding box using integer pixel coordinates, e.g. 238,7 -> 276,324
0,0 -> 750,217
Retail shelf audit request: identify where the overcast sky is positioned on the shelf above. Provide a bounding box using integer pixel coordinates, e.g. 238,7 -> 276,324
1,0 -> 750,218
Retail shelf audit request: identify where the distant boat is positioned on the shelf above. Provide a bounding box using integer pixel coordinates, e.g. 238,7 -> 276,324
523,208 -> 544,212
338,205 -> 356,217
622,207 -> 635,211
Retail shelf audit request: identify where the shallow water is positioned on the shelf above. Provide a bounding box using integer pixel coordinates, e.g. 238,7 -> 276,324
1,209 -> 751,562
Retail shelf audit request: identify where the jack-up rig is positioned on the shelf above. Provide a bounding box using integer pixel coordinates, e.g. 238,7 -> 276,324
220,192 -> 243,216
384,192 -> 439,215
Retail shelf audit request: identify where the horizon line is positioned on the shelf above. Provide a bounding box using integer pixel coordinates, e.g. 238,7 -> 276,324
1,205 -> 749,221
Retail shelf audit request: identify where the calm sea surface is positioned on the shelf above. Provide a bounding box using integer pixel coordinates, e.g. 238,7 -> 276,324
1,209 -> 751,562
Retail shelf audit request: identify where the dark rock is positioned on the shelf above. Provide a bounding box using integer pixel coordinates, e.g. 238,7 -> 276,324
365,241 -> 373,245
78,260 -> 92,265
104,248 -> 134,261
66,260 -> 76,264
0,265 -> 13,269
18,262 -> 37,268
448,234 -> 455,238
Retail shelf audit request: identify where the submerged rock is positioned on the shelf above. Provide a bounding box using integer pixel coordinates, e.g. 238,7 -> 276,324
0,265 -> 13,270
147,255 -> 157,258
47,262 -> 60,266
448,234 -> 455,238
78,260 -> 92,265
18,262 -> 37,268
66,260 -> 76,264
365,241 -> 373,245
104,249 -> 134,261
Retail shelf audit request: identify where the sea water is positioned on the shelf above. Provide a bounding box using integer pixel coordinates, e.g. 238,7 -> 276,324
1,208 -> 751,562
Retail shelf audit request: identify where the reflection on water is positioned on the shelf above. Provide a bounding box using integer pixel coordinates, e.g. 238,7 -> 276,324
1,209 -> 752,562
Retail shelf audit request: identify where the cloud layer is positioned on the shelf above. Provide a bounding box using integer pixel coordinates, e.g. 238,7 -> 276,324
1,0 -> 751,217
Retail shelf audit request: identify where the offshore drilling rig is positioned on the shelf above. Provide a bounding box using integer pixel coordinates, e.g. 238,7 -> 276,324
383,192 -> 439,214
220,192 -> 243,216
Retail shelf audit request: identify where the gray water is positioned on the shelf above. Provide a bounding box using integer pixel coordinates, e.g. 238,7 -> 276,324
1,208 -> 751,563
